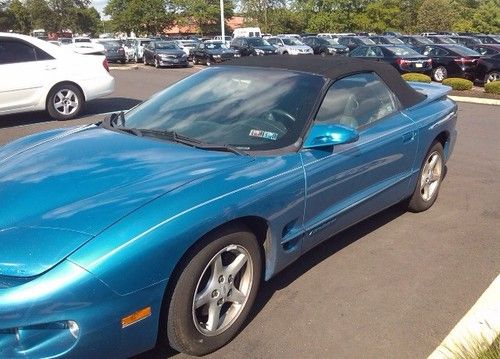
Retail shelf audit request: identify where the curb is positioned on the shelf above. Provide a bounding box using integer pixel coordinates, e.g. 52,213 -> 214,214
448,95 -> 500,106
110,65 -> 139,71
428,274 -> 500,358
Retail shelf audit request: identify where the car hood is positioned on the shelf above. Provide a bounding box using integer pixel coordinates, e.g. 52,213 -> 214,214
286,45 -> 312,51
0,125 -> 252,277
207,49 -> 234,55
254,45 -> 276,51
156,49 -> 185,56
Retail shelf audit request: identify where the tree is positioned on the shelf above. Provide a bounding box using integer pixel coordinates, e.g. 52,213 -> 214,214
25,0 -> 53,30
416,0 -> 457,32
353,0 -> 401,32
172,0 -> 234,35
0,0 -> 15,31
8,0 -> 31,33
471,0 -> 500,33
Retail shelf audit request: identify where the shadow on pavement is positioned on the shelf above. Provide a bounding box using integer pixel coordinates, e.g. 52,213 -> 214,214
0,97 -> 141,128
137,203 -> 407,358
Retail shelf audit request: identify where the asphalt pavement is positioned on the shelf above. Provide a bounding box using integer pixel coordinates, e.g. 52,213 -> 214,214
1,66 -> 499,359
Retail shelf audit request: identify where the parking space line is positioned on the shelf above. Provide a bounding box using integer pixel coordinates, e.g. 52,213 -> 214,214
428,274 -> 500,358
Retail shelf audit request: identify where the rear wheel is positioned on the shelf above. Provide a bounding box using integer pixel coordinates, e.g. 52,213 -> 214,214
165,226 -> 262,356
206,58 -> 211,66
46,83 -> 84,120
155,58 -> 160,68
320,51 -> 326,57
408,142 -> 444,212
485,71 -> 500,84
192,56 -> 198,65
432,66 -> 447,82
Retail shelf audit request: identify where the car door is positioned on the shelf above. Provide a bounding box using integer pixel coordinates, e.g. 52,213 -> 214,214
144,43 -> 154,63
301,72 -> 417,251
0,38 -> 57,114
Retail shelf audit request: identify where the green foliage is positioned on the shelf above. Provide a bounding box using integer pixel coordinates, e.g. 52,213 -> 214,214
172,0 -> 234,35
353,0 -> 401,32
416,0 -> 457,32
402,73 -> 432,83
471,0 -> 500,33
7,0 -> 31,33
442,77 -> 473,91
484,81 -> 500,95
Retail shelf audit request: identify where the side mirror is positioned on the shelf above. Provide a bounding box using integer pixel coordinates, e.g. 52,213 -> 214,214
303,123 -> 359,149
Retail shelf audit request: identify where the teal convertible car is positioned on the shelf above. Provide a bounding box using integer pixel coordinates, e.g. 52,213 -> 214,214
0,57 -> 456,357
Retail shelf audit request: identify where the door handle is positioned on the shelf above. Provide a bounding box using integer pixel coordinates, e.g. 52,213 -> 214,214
44,65 -> 57,71
402,131 -> 416,143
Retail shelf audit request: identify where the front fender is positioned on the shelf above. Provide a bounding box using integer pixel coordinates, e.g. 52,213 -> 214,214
68,154 -> 306,295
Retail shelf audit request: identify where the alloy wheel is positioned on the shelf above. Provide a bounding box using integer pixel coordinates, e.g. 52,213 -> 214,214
53,89 -> 79,116
420,151 -> 443,201
192,244 -> 253,337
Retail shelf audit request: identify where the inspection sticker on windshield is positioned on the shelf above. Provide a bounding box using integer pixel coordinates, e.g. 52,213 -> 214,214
249,129 -> 278,141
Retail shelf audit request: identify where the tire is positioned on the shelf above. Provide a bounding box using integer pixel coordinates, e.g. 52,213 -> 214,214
484,71 -> 500,84
120,59 -> 126,64
192,56 -> 198,65
143,56 -> 148,65
206,58 -> 211,66
155,58 -> 160,68
166,226 -> 262,356
432,66 -> 447,82
134,54 -> 138,63
283,51 -> 288,55
46,83 -> 84,121
408,142 -> 445,212
320,51 -> 326,57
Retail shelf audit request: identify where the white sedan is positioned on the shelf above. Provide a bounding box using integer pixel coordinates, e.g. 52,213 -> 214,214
0,32 -> 115,120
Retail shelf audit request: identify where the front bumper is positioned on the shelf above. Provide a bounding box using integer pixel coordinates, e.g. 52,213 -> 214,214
157,57 -> 188,67
0,260 -> 165,358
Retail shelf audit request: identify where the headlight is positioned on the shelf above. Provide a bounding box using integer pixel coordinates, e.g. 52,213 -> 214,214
159,54 -> 168,59
328,47 -> 337,53
213,54 -> 221,58
255,49 -> 264,55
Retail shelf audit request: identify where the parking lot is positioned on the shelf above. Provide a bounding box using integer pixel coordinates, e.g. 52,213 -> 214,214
1,66 -> 498,358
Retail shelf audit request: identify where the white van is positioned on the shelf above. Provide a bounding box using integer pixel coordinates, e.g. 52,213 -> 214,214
233,27 -> 262,38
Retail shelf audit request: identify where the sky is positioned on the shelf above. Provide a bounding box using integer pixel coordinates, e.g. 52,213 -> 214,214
92,0 -> 107,16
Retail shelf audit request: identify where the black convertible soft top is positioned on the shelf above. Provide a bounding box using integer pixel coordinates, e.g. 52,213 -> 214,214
221,56 -> 426,108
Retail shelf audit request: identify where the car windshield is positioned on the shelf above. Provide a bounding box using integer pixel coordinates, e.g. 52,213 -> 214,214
247,38 -> 270,46
325,38 -> 340,45
101,41 -> 121,49
205,42 -> 228,49
156,42 -> 178,50
75,38 -> 91,43
387,46 -> 423,56
386,37 -> 404,44
359,37 -> 376,44
282,38 -> 303,46
414,36 -> 433,44
437,36 -> 456,44
180,41 -> 197,47
59,38 -> 72,44
447,45 -> 481,56
122,67 -> 326,151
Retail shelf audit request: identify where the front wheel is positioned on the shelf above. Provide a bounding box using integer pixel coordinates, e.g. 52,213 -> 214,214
46,83 -> 84,120
166,226 -> 262,356
155,58 -> 160,68
408,142 -> 444,212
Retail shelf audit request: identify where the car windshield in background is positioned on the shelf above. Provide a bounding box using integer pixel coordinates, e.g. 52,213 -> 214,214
247,38 -> 271,46
206,42 -> 228,49
122,67 -> 326,151
387,46 -> 423,56
414,36 -> 434,44
360,37 -> 376,44
282,38 -> 303,46
74,38 -> 91,43
180,41 -> 197,47
325,38 -> 340,45
386,37 -> 404,44
59,38 -> 72,44
447,45 -> 481,56
156,42 -> 178,50
436,36 -> 456,44
101,41 -> 121,49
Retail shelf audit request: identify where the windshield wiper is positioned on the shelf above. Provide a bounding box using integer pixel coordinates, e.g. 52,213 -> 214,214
138,129 -> 248,156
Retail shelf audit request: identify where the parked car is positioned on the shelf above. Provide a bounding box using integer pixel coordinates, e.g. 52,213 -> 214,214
230,37 -> 278,56
276,33 -> 301,39
425,35 -> 457,44
174,39 -> 198,60
191,41 -> 237,65
449,36 -> 483,49
399,35 -> 435,46
349,45 -> 432,74
383,31 -> 402,37
131,38 -> 151,62
473,34 -> 500,44
143,41 -> 188,68
267,36 -> 313,55
233,27 -> 261,38
56,36 -> 105,55
369,36 -> 405,45
213,35 -> 232,46
98,40 -> 127,64
415,44 -> 481,81
120,39 -> 137,62
475,53 -> 500,83
0,32 -> 114,120
337,36 -> 376,51
470,44 -> 500,57
0,55 -> 457,358
301,36 -> 349,56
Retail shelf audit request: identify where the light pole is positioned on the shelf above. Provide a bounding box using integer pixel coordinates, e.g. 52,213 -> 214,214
220,0 -> 225,41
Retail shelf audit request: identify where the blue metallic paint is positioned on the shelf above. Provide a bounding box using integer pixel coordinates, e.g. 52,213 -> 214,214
0,80 -> 457,358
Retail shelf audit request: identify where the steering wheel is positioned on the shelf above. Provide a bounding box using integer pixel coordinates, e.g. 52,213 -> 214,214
266,109 -> 296,126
